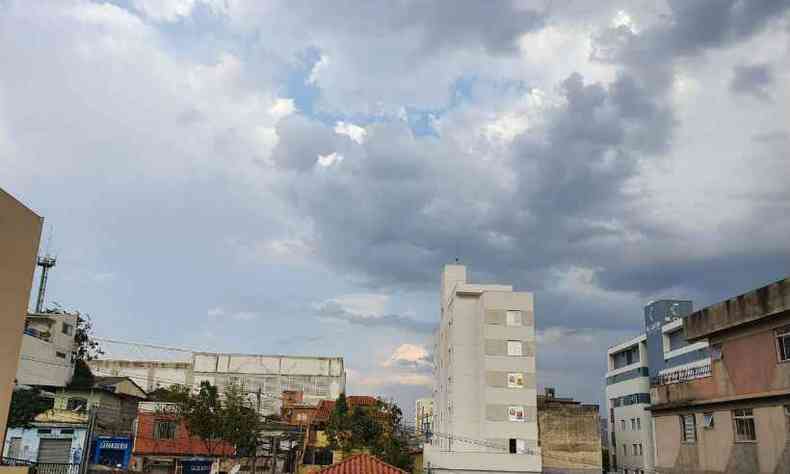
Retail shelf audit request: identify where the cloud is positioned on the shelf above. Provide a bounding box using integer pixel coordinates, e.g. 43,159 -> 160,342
334,122 -> 367,144
207,307 -> 259,321
316,295 -> 434,334
383,343 -> 433,371
730,63 -> 775,100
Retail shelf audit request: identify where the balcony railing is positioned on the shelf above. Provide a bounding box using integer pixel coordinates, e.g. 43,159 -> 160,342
652,363 -> 711,386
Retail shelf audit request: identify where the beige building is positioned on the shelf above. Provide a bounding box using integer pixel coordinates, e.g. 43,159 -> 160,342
650,277 -> 790,473
0,188 -> 43,470
424,264 -> 541,473
16,311 -> 79,387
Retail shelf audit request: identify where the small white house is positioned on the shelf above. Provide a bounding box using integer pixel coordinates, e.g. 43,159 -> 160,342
3,409 -> 88,464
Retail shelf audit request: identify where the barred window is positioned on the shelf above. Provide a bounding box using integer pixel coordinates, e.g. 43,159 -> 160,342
680,414 -> 696,443
733,409 -> 756,442
777,327 -> 790,362
154,420 -> 176,440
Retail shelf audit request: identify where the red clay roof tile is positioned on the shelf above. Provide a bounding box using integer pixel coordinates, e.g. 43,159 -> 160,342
315,454 -> 406,474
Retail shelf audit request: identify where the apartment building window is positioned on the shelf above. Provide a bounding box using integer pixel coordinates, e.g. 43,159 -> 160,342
777,326 -> 790,362
507,373 -> 524,388
631,418 -> 636,430
638,443 -> 643,456
56,351 -> 67,359
703,413 -> 714,429
506,310 -> 522,326
621,419 -> 626,431
632,443 -> 638,456
733,409 -> 756,442
509,439 -> 527,454
62,322 -> 73,335
636,417 -> 641,431
154,420 -> 177,440
507,340 -> 522,356
66,398 -> 88,411
508,406 -> 525,422
680,414 -> 696,443
622,444 -> 626,457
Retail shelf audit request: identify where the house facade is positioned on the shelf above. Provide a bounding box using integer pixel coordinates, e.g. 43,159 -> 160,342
425,264 -> 542,473
650,277 -> 790,473
536,388 -> 602,473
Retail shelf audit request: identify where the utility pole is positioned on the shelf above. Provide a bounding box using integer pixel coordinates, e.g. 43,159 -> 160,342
35,255 -> 56,313
270,436 -> 278,474
79,408 -> 97,474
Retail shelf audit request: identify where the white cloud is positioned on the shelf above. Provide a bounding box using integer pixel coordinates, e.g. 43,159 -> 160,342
307,54 -> 330,85
383,343 -> 431,368
334,121 -> 367,144
317,152 -> 344,167
270,98 -> 296,119
328,293 -> 389,317
231,311 -> 259,321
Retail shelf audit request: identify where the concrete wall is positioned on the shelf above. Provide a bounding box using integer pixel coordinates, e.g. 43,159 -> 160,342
685,278 -> 790,341
0,188 -> 43,450
89,360 -> 193,393
537,401 -> 601,472
653,404 -> 790,473
3,425 -> 87,464
17,313 -> 79,387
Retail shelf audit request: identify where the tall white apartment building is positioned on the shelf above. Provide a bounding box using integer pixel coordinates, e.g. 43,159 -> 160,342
424,265 -> 541,474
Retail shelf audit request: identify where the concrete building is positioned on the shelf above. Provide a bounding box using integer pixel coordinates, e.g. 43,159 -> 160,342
16,311 -> 79,387
605,299 -> 709,473
536,388 -> 601,474
650,277 -> 790,474
3,409 -> 88,464
90,353 -> 345,415
424,264 -> 541,473
0,187 -> 43,470
415,398 -> 433,435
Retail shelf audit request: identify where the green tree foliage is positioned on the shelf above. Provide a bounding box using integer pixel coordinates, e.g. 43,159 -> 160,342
68,359 -> 95,389
167,381 -> 262,460
325,395 -> 413,471
8,388 -> 51,429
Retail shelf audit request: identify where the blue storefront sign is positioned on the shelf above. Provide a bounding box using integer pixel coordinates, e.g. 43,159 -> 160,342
181,458 -> 213,474
92,436 -> 132,469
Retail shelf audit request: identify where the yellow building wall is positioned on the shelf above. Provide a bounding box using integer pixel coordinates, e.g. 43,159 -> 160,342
0,189 -> 42,449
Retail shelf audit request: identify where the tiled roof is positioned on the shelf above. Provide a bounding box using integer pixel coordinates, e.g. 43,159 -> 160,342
315,400 -> 335,422
316,454 -> 406,474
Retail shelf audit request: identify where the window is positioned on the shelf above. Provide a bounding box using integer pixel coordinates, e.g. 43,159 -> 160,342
733,409 -> 756,442
508,406 -> 525,422
507,373 -> 524,388
777,327 -> 790,362
507,340 -> 522,356
56,351 -> 67,359
66,398 -> 88,411
680,414 -> 696,443
636,417 -> 641,431
62,322 -> 73,335
638,443 -> 643,456
154,420 -> 177,440
703,412 -> 714,428
60,429 -> 74,435
621,419 -> 626,431
632,443 -> 638,456
631,418 -> 636,430
622,444 -> 626,456
506,310 -> 522,326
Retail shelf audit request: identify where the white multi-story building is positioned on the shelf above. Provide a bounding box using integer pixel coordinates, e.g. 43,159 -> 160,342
90,352 -> 345,415
424,264 -> 541,474
16,312 -> 79,387
605,300 -> 709,474
605,335 -> 652,474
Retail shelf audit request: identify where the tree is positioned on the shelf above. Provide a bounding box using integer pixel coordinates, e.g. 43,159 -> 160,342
68,359 -> 95,389
7,388 -> 51,429
325,396 -> 413,471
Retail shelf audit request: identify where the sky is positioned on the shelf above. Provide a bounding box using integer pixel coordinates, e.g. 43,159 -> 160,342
2,0 -> 790,419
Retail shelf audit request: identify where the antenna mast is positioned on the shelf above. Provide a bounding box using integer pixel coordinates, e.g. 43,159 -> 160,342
35,225 -> 57,313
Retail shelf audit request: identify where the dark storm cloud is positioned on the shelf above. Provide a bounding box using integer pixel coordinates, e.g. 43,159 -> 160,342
278,0 -> 545,55
316,300 -> 435,334
270,115 -> 341,171
730,63 -> 775,100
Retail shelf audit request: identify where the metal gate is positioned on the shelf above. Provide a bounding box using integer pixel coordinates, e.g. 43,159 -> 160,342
37,439 -> 72,464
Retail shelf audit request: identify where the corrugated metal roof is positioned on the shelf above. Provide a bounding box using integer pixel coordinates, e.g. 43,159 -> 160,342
316,454 -> 406,474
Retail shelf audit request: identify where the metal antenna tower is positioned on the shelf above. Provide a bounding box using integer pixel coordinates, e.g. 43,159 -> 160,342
35,225 -> 57,313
